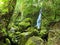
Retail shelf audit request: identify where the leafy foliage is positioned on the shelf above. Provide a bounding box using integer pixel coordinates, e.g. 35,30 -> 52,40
0,0 -> 8,15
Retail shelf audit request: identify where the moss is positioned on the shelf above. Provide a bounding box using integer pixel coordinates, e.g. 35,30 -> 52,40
48,30 -> 60,45
26,27 -> 37,32
18,31 -> 40,45
8,30 -> 21,44
5,38 -> 11,45
19,22 -> 31,28
18,18 -> 32,32
25,36 -> 44,45
39,30 -> 47,37
23,18 -> 32,23
19,22 -> 31,32
47,22 -> 60,45
18,32 -> 32,45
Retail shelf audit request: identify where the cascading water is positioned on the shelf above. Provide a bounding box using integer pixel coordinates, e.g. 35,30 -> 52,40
36,9 -> 42,29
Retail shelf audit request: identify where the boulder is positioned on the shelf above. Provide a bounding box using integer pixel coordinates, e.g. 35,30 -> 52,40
48,22 -> 60,45
25,36 -> 44,45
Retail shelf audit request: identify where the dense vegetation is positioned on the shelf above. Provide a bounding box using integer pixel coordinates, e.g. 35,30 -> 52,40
0,0 -> 60,45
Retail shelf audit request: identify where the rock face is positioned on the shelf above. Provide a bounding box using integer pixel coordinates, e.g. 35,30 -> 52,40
48,22 -> 60,45
25,36 -> 44,45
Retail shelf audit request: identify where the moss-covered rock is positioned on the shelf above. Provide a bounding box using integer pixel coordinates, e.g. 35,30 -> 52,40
48,22 -> 60,45
18,31 -> 39,45
18,32 -> 32,45
18,22 -> 31,32
26,27 -> 37,32
23,18 -> 32,23
48,30 -> 60,45
18,18 -> 32,32
25,36 -> 44,45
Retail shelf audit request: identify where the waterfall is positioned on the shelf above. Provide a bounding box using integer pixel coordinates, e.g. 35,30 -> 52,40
36,9 -> 42,29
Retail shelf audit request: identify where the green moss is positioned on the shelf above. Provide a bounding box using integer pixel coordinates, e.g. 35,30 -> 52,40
18,31 -> 40,45
18,18 -> 32,32
23,18 -> 32,23
26,27 -> 37,32
19,22 -> 31,32
0,0 -> 8,15
18,32 -> 32,45
19,22 -> 30,28
26,13 -> 39,26
5,38 -> 11,45
25,36 -> 44,45
39,30 -> 47,37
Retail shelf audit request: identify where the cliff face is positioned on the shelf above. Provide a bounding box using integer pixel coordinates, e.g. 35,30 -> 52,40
48,22 -> 60,45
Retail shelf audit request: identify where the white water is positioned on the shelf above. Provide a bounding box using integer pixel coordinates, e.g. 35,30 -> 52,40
36,9 -> 42,29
